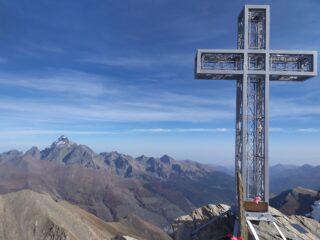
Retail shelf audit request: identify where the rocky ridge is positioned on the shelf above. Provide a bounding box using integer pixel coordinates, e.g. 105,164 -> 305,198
270,187 -> 320,216
270,164 -> 320,194
0,189 -> 171,240
172,204 -> 320,240
23,136 -> 220,180
0,136 -> 235,228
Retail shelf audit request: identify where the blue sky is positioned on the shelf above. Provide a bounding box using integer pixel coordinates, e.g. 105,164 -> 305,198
0,0 -> 319,165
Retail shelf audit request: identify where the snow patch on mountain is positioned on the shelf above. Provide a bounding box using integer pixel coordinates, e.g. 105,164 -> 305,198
52,135 -> 72,148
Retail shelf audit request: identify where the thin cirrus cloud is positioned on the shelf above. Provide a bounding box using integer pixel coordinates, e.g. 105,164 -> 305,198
0,71 -> 119,97
270,99 -> 320,119
1,127 -> 317,137
0,84 -> 318,125
0,130 -> 118,136
157,92 -> 235,108
0,68 -> 236,124
132,128 -> 230,133
269,128 -> 284,132
81,57 -> 155,68
296,128 -> 320,133
0,96 -> 234,124
0,72 -> 318,126
0,128 -> 231,136
80,53 -> 194,69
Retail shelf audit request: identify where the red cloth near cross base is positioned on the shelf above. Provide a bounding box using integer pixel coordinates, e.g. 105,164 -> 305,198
227,234 -> 244,240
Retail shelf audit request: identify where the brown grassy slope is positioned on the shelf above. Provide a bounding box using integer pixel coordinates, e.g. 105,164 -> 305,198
0,189 -> 172,240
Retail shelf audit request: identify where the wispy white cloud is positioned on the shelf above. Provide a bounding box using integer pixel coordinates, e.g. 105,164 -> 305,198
0,128 -> 231,136
80,53 -> 193,69
0,70 -> 119,97
0,96 -> 233,124
14,41 -> 65,57
131,128 -> 230,133
1,87 -> 319,126
156,92 -> 235,108
0,130 -> 119,136
2,127 -> 318,138
0,69 -> 235,124
81,57 -> 155,68
0,70 -> 318,127
270,99 -> 320,119
270,128 -> 284,132
296,128 -> 320,133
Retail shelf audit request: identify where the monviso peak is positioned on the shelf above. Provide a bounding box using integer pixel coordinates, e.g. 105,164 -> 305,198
51,135 -> 72,148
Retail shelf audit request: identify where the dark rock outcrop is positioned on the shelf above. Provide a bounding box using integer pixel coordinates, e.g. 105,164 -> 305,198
270,187 -> 320,216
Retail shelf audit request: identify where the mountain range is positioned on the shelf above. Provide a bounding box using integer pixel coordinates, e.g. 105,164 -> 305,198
0,136 -> 235,228
0,136 -> 319,233
270,164 -> 320,193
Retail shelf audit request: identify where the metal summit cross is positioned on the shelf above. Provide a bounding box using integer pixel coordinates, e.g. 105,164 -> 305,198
195,4 -> 317,215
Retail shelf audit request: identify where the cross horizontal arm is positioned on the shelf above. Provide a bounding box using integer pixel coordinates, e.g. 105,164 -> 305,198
195,49 -> 317,81
195,49 -> 244,80
269,50 -> 317,81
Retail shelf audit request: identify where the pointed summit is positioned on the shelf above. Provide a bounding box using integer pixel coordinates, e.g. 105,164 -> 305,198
136,155 -> 150,162
160,154 -> 173,164
40,137 -> 98,169
24,146 -> 40,159
51,135 -> 71,148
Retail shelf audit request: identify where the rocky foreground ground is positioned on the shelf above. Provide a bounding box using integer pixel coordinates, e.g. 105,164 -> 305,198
0,189 -> 320,240
172,204 -> 320,240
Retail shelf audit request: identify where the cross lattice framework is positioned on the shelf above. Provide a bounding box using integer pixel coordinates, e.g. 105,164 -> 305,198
195,5 -> 317,203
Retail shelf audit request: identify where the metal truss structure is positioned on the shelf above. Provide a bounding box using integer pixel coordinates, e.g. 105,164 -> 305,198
195,5 -> 317,203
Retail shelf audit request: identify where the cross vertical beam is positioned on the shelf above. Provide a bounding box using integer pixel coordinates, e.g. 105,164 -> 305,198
237,5 -> 270,203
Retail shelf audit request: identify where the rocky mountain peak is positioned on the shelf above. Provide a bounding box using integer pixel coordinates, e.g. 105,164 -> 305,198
51,135 -> 71,148
40,136 -> 99,169
160,154 -> 173,164
136,155 -> 148,161
108,151 -> 121,160
0,149 -> 23,163
2,150 -> 23,157
24,146 -> 40,159
270,187 -> 320,217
